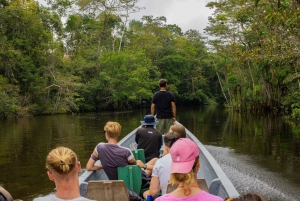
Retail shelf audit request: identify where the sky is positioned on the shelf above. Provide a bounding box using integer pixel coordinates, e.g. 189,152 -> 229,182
39,0 -> 215,35
128,0 -> 214,34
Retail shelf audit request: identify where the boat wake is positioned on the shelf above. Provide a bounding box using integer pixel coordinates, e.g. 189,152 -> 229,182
205,145 -> 300,201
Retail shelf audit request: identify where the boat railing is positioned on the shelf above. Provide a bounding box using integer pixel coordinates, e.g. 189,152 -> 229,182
175,122 -> 239,198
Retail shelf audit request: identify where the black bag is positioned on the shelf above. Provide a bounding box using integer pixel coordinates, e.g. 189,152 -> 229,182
126,188 -> 143,201
141,170 -> 151,189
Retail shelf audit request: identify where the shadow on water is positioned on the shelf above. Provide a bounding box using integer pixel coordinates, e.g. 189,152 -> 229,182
0,105 -> 300,201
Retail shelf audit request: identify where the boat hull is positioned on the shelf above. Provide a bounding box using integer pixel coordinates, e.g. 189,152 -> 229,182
79,123 -> 239,199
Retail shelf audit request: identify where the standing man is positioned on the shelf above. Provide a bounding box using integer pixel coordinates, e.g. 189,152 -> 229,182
151,78 -> 176,134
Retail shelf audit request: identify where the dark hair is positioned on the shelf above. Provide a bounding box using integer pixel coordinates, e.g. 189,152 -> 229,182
159,79 -> 168,87
164,131 -> 180,148
226,193 -> 265,201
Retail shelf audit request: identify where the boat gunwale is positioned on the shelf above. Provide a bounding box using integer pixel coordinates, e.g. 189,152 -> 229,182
176,122 -> 239,197
79,122 -> 239,198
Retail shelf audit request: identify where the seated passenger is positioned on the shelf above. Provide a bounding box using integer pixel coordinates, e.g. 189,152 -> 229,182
143,131 -> 181,199
135,115 -> 162,162
162,124 -> 187,156
33,147 -> 94,201
155,138 -> 223,201
86,121 -> 136,180
169,124 -> 186,138
225,193 -> 265,201
86,121 -> 156,180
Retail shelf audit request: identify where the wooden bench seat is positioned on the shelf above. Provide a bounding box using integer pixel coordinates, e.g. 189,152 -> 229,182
85,180 -> 129,201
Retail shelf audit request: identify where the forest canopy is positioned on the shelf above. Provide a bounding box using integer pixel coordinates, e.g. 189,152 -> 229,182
0,0 -> 299,120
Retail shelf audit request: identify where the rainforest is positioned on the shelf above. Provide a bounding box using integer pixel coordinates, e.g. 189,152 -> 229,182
0,0 -> 299,120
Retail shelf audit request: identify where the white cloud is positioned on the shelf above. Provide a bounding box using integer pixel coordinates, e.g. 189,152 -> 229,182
129,0 -> 214,34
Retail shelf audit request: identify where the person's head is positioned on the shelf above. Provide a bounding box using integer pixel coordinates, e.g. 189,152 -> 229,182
158,79 -> 168,88
140,114 -> 158,128
46,147 -> 80,181
104,121 -> 121,139
226,193 -> 265,201
164,131 -> 181,149
169,125 -> 186,138
169,138 -> 200,189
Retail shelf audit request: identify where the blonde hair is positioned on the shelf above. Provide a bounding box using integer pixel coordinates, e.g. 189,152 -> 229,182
169,156 -> 199,190
104,121 -> 121,138
170,125 -> 186,138
46,147 -> 77,174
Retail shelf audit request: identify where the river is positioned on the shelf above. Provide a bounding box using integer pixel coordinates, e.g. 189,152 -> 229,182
0,105 -> 299,200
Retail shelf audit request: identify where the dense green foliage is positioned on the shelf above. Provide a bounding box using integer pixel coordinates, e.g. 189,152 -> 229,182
205,0 -> 300,117
0,0 -> 299,119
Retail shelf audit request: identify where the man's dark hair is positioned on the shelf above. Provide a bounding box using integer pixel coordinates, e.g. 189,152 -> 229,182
159,79 -> 168,87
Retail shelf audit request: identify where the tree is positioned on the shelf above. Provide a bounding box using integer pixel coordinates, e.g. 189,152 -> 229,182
79,50 -> 159,110
205,0 -> 300,113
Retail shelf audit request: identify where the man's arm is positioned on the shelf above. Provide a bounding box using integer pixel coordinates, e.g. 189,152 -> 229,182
128,156 -> 137,165
136,158 -> 158,177
143,177 -> 161,198
171,101 -> 176,122
86,157 -> 102,171
151,103 -> 155,115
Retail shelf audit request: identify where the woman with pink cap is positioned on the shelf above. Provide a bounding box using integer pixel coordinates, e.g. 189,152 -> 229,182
155,138 -> 223,201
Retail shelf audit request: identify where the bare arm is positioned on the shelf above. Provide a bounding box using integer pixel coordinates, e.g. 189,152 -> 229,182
143,177 -> 161,198
128,157 -> 136,165
136,160 -> 153,171
151,103 -> 155,115
136,157 -> 158,171
171,101 -> 176,122
86,158 -> 103,171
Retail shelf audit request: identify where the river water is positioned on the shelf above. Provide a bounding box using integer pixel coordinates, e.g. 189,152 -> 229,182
0,105 -> 299,200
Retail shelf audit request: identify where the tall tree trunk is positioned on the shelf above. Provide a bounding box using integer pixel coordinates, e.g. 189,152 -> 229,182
119,12 -> 128,51
216,71 -> 229,104
213,61 -> 229,104
247,60 -> 255,89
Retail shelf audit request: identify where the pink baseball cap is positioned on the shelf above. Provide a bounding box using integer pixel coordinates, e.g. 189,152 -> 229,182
170,138 -> 200,174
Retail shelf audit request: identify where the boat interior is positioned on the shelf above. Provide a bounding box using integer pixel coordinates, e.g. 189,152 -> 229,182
79,126 -> 239,200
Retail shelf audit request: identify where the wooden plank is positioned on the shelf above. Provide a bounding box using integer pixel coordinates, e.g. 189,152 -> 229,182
85,180 -> 129,201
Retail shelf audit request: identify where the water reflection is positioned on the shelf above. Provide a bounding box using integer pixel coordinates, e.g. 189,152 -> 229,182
0,106 -> 300,201
177,106 -> 300,200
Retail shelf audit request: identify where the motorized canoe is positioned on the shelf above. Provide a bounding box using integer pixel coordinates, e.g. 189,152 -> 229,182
78,122 -> 239,199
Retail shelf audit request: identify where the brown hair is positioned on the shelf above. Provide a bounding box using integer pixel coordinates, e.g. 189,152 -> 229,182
226,193 -> 265,201
46,147 -> 77,174
164,131 -> 181,148
170,125 -> 186,138
169,156 -> 199,190
104,121 -> 121,139
159,79 -> 168,87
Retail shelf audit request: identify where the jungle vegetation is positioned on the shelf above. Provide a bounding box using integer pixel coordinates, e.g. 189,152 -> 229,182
0,0 -> 299,120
